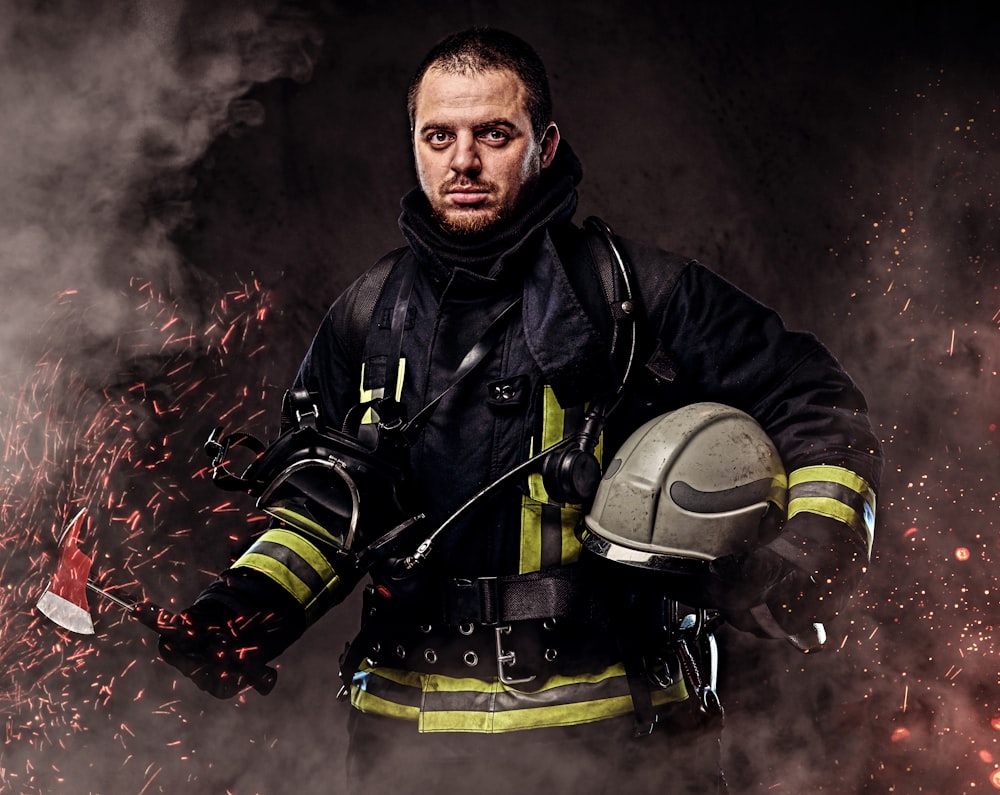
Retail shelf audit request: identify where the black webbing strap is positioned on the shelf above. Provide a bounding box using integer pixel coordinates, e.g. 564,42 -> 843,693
381,258 -> 416,409
441,566 -> 606,627
338,586 -> 385,695
345,247 -> 408,369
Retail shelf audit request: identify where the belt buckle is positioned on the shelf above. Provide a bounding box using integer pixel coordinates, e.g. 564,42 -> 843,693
494,624 -> 536,685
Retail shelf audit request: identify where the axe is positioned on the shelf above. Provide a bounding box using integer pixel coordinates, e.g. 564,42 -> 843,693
35,508 -> 277,695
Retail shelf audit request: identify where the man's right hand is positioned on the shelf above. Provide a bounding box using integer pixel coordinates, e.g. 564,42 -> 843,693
156,601 -> 278,699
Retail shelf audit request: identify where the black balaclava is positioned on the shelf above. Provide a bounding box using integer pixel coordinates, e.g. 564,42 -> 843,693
398,141 -> 584,279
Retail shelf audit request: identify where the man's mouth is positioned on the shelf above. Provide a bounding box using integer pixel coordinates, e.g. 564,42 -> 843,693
445,184 -> 492,206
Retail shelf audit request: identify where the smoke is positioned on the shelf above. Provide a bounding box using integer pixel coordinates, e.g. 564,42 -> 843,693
0,0 -> 321,366
0,0 -> 325,530
0,2 -> 324,790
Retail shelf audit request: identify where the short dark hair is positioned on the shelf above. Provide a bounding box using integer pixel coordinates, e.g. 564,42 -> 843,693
407,27 -> 553,140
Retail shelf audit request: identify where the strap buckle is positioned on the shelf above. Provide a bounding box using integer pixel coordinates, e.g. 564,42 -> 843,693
444,576 -> 500,626
494,625 -> 536,686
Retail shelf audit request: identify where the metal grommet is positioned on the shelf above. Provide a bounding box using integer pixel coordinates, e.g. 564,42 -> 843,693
621,299 -> 634,315
544,648 -> 558,662
371,642 -> 381,654
542,617 -> 558,631
424,649 -> 438,665
459,622 -> 475,636
420,624 -> 433,634
395,645 -> 406,660
464,651 -> 479,667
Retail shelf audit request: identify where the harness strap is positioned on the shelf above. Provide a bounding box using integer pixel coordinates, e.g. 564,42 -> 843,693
381,257 -> 416,412
347,247 -> 408,368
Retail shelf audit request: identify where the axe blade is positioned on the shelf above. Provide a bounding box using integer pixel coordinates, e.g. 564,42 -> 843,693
35,507 -> 96,634
36,587 -> 95,634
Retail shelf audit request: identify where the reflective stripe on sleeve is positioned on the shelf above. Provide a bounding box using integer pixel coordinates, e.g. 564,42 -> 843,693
787,465 -> 876,555
231,528 -> 340,616
264,505 -> 347,549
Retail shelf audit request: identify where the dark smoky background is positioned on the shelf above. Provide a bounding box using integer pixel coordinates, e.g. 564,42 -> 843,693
1,1 -> 998,793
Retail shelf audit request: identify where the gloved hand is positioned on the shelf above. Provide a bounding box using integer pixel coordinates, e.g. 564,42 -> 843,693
157,600 -> 277,699
704,544 -> 823,637
704,508 -> 869,643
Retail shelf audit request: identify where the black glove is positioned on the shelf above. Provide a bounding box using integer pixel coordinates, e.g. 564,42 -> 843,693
157,600 -> 278,699
705,545 -> 822,637
705,514 -> 866,640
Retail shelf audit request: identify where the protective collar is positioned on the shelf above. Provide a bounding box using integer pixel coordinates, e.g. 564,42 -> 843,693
397,142 -> 609,405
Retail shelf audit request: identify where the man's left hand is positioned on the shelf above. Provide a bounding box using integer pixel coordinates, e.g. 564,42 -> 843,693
705,543 -> 839,638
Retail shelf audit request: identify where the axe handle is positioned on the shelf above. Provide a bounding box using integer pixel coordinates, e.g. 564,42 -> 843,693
131,601 -> 279,696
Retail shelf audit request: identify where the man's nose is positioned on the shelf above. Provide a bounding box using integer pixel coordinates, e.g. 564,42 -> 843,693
450,132 -> 481,176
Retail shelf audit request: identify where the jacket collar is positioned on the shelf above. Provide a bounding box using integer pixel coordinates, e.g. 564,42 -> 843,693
397,142 -> 608,406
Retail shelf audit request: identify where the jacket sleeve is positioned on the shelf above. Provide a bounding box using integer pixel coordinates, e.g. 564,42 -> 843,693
651,259 -> 882,583
191,274 -> 375,657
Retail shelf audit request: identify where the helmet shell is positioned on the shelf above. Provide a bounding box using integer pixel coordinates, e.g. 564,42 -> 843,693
582,403 -> 785,574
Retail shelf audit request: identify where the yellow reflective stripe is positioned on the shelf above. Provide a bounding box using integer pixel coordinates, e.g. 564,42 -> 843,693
769,472 -> 788,511
519,495 -> 543,574
787,465 -> 876,555
359,359 -> 406,424
233,552 -> 314,607
520,388 -> 598,572
352,689 -> 422,721
232,528 -> 339,615
424,664 -> 628,693
788,465 -> 875,509
262,528 -> 337,583
349,664 -> 688,733
518,499 -> 583,572
520,499 -> 584,572
264,505 -> 345,548
560,510 -> 583,565
787,497 -> 872,550
422,695 -> 636,733
526,386 -> 566,503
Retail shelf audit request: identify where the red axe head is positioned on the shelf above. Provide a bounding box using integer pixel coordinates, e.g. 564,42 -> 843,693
36,508 -> 95,635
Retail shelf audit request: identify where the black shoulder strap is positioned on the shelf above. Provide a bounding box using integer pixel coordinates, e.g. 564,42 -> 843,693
344,246 -> 408,367
581,216 -> 642,397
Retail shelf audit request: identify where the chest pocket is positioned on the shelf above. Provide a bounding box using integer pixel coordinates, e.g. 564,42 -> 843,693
518,385 -> 604,574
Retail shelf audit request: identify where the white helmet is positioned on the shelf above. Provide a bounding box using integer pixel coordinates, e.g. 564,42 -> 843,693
582,403 -> 786,580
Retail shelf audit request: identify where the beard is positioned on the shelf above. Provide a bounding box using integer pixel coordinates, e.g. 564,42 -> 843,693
435,206 -> 502,236
429,174 -> 539,238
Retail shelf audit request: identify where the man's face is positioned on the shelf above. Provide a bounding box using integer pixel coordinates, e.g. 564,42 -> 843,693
412,67 -> 559,237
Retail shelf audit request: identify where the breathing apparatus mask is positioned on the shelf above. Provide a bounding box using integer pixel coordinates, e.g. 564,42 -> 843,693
205,389 -> 425,577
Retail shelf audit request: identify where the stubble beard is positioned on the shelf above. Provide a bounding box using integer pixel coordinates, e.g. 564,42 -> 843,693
431,182 -> 507,238
430,171 -> 540,238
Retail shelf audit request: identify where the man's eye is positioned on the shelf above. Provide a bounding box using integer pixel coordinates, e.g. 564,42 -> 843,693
427,131 -> 452,146
479,129 -> 509,144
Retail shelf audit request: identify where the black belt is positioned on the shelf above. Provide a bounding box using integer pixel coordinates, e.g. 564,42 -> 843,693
340,567 -> 609,692
366,619 -> 622,681
441,567 -> 608,628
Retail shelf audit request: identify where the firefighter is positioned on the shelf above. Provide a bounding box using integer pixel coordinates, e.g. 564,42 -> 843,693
159,27 -> 882,794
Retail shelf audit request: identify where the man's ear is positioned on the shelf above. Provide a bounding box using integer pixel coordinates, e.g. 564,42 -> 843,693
539,122 -> 560,169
